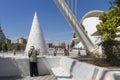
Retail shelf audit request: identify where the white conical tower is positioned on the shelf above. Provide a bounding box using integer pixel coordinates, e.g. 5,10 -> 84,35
25,12 -> 48,56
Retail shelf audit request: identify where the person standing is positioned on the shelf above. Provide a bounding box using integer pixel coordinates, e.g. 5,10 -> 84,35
78,48 -> 81,56
28,46 -> 38,77
64,48 -> 69,56
66,48 -> 69,56
64,48 -> 67,56
54,48 -> 57,56
13,49 -> 16,55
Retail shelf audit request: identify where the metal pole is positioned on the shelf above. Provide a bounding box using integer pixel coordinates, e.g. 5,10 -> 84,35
54,0 -> 96,52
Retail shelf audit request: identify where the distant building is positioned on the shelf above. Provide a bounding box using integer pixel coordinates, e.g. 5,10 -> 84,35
5,38 -> 11,44
17,37 -> 27,44
0,25 -> 6,43
53,42 -> 66,48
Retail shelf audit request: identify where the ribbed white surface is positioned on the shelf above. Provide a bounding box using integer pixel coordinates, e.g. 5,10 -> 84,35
25,12 -> 48,56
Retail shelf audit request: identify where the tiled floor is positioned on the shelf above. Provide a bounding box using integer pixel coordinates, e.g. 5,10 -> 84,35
0,75 -> 56,80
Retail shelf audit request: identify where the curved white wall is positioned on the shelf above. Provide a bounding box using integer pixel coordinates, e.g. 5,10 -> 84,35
0,57 -> 119,80
0,57 -> 60,77
82,17 -> 101,44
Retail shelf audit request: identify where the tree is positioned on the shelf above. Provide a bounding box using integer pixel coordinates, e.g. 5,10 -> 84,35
114,0 -> 120,7
96,0 -> 120,65
96,8 -> 120,41
2,43 -> 8,52
0,43 -> 2,51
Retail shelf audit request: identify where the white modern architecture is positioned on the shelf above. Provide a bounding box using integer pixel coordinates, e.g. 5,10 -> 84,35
54,0 -> 104,54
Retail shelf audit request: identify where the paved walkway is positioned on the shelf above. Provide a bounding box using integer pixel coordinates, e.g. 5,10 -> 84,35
0,75 -> 56,80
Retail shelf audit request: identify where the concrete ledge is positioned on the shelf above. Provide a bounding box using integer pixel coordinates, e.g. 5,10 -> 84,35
0,56 -> 61,77
52,67 -> 71,78
0,57 -> 29,77
48,57 -> 120,80
71,61 -> 105,80
0,56 -> 120,80
95,69 -> 120,80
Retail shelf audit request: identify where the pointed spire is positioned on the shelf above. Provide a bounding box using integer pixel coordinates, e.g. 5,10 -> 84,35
34,11 -> 37,17
25,12 -> 48,56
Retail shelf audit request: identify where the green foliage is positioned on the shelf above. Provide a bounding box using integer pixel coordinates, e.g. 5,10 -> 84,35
0,42 -> 26,52
0,43 -> 2,51
2,43 -> 8,52
114,0 -> 120,7
102,41 -> 120,66
16,44 -> 21,50
8,43 -> 26,51
97,7 -> 120,41
97,0 -> 120,66
97,0 -> 120,41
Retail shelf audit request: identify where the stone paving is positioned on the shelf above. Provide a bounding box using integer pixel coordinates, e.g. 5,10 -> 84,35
0,75 -> 56,80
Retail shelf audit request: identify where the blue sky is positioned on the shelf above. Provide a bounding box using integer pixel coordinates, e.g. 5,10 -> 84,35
0,0 -> 110,43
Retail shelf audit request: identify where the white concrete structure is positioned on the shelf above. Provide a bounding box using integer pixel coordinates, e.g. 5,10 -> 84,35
25,12 -> 48,56
54,0 -> 104,55
54,0 -> 96,53
74,42 -> 84,48
82,10 -> 103,44
73,10 -> 103,47
82,17 -> 100,44
0,57 -> 120,80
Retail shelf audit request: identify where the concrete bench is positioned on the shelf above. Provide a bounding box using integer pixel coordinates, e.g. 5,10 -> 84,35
0,56 -> 119,80
71,61 -> 105,80
50,57 -> 105,80
51,57 -> 78,80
